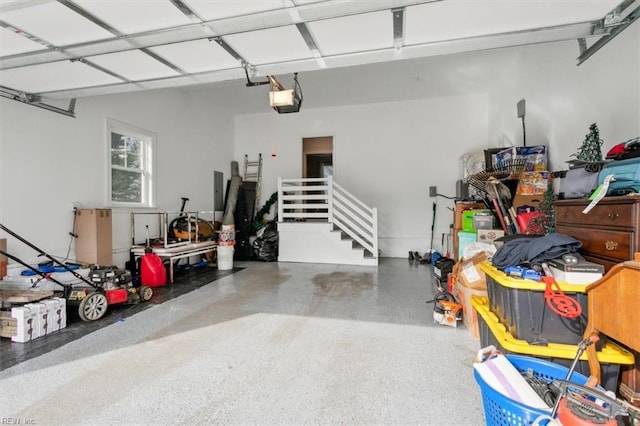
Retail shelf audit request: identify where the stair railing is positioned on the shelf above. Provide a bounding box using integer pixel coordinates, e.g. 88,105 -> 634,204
278,176 -> 378,257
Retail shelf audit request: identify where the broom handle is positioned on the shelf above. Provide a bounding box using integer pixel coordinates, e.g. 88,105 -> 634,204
491,198 -> 509,233
497,196 -> 517,234
487,183 -> 512,234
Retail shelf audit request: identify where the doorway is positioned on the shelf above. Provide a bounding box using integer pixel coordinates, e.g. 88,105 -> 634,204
302,136 -> 333,179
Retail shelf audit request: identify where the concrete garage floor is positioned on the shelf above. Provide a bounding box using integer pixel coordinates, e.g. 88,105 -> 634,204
0,258 -> 485,425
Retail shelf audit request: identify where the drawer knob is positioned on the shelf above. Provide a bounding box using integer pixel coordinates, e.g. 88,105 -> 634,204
607,213 -> 620,220
605,240 -> 619,251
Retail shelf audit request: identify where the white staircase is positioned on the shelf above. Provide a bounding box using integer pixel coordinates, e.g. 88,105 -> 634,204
277,177 -> 378,266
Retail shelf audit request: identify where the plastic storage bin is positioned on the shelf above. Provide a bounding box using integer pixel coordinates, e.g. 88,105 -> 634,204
475,354 -> 594,426
479,262 -> 589,346
472,296 -> 634,392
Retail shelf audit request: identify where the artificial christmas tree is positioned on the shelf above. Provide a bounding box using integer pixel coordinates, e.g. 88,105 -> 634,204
571,123 -> 604,164
525,180 -> 556,235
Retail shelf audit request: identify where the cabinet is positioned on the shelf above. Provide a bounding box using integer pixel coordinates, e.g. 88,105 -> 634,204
75,209 -> 113,265
554,195 -> 640,272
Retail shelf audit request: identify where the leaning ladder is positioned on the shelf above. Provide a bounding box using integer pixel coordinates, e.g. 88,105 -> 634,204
244,153 -> 263,214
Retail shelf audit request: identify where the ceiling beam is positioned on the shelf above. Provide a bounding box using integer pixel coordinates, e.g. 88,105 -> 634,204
169,0 -> 206,24
211,36 -> 249,67
0,85 -> 77,117
0,0 -> 440,70
577,4 -> 640,65
392,7 -> 405,51
58,0 -> 188,75
36,20 -> 610,100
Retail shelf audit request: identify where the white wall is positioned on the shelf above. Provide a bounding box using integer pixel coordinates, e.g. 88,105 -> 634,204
233,21 -> 640,257
1,21 -> 638,264
487,24 -> 640,169
234,93 -> 489,257
0,89 -> 234,266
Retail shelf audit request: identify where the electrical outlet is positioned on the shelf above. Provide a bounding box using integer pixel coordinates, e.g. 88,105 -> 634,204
429,186 -> 437,197
70,201 -> 81,210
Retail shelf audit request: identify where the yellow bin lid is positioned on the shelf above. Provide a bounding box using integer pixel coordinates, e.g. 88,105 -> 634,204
479,261 -> 588,293
471,295 -> 634,364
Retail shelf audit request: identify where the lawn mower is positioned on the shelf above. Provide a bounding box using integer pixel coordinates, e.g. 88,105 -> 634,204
0,223 -> 153,322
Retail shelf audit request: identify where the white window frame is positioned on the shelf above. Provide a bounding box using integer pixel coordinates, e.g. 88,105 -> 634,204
107,118 -> 156,208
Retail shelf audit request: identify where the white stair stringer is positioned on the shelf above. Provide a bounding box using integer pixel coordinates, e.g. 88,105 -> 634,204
278,222 -> 378,266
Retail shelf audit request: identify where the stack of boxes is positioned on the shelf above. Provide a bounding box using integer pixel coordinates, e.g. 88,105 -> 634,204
0,295 -> 67,343
452,201 -> 485,262
455,207 -> 504,260
452,252 -> 490,338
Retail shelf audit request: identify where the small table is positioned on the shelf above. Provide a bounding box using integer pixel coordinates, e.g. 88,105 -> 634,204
130,241 -> 217,283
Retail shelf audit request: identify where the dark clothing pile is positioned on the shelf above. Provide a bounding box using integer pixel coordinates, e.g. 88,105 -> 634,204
492,233 -> 583,269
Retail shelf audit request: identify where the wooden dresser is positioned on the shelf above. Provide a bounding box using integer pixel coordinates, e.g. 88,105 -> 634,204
556,196 -> 640,403
554,195 -> 640,272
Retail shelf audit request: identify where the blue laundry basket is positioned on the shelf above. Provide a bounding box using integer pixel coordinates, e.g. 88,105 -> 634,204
474,354 -> 593,425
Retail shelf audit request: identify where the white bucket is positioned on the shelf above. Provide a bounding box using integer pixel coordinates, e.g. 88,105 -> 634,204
217,245 -> 234,270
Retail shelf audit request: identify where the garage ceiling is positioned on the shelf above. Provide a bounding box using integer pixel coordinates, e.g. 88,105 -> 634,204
0,0 -> 638,110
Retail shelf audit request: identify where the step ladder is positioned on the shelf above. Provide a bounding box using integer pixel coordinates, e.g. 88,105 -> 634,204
244,153 -> 263,215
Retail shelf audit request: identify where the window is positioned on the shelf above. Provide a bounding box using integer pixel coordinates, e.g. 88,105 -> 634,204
108,119 -> 155,207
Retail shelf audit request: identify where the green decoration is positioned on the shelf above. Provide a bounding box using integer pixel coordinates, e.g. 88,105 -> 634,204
526,181 -> 555,235
571,123 -> 603,163
252,192 -> 278,233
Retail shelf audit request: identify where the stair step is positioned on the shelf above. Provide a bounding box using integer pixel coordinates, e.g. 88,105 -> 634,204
279,222 -> 377,266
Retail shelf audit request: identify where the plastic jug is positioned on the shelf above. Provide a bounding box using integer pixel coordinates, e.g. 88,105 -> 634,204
140,248 -> 166,287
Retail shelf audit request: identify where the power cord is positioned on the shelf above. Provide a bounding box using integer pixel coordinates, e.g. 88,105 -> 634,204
435,193 -> 456,200
523,373 -> 557,407
63,207 -> 78,263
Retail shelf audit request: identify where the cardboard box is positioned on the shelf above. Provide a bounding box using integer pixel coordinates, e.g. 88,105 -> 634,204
517,171 -> 549,195
477,229 -> 504,244
0,238 -> 6,279
453,201 -> 486,261
452,253 -> 490,338
452,252 -> 488,290
453,201 -> 486,230
512,194 -> 543,212
75,209 -> 113,265
24,302 -> 46,338
495,145 -> 547,173
454,281 -> 488,339
547,258 -> 604,285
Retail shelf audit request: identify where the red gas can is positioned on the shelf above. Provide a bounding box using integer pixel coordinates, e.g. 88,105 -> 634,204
140,249 -> 166,287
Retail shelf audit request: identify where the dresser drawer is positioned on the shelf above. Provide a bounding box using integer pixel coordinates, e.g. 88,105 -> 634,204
555,225 -> 633,261
555,203 -> 635,228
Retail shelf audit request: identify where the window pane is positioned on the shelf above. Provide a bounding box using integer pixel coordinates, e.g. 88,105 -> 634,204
125,136 -> 142,169
111,132 -> 126,167
108,119 -> 154,207
112,168 -> 142,203
111,133 -> 142,168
